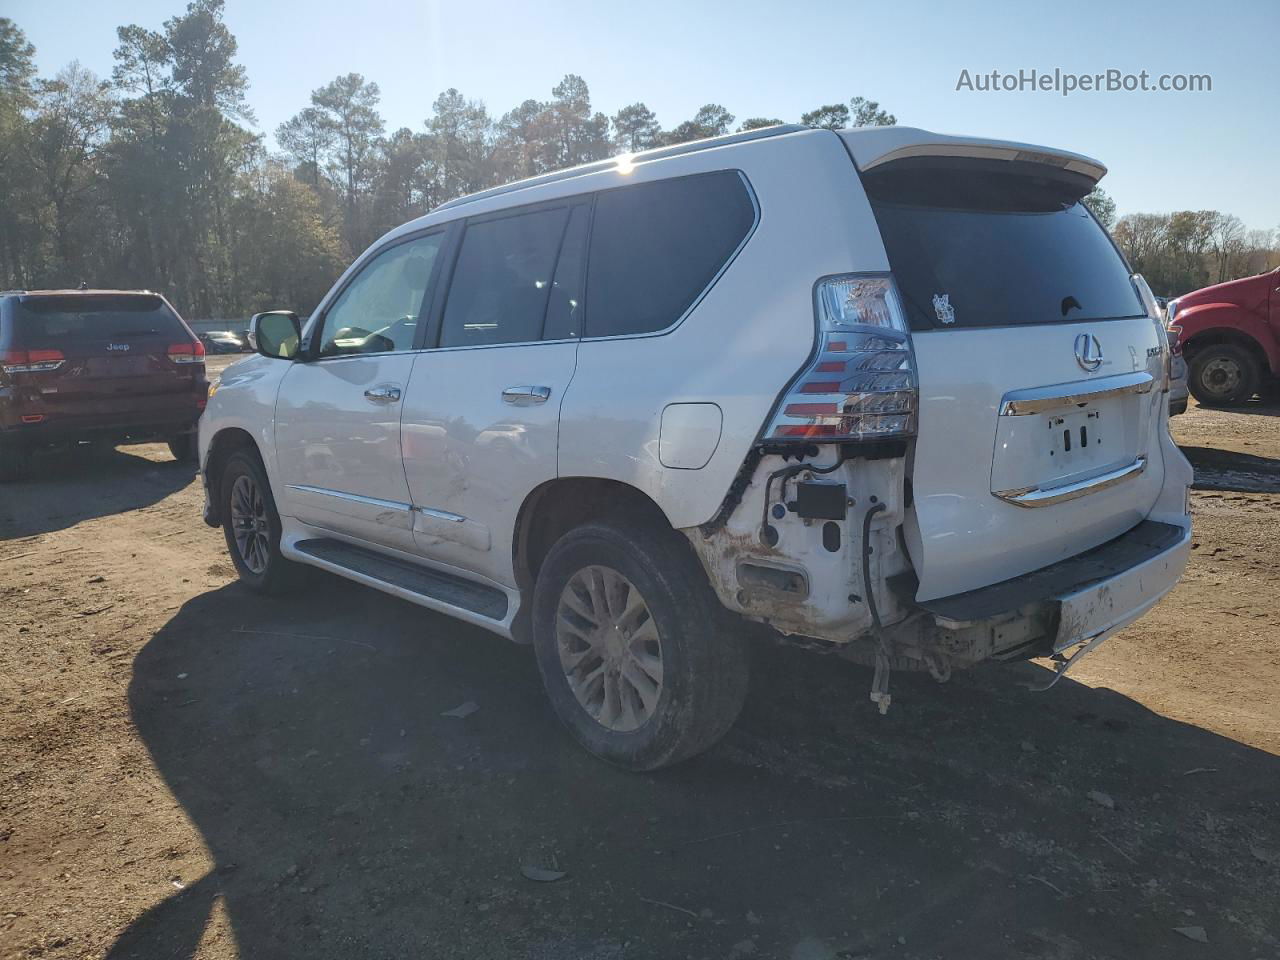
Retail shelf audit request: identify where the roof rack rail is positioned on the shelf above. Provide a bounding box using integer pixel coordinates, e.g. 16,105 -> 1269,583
434,123 -> 809,213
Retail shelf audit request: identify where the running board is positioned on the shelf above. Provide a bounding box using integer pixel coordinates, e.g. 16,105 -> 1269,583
293,538 -> 509,621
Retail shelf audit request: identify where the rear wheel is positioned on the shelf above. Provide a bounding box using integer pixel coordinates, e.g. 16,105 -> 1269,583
0,444 -> 31,483
168,433 -> 197,463
1188,343 -> 1260,406
220,451 -> 299,593
531,519 -> 749,771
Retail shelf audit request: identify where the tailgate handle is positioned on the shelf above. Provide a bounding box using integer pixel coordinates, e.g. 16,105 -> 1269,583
993,456 -> 1147,508
1000,371 -> 1153,417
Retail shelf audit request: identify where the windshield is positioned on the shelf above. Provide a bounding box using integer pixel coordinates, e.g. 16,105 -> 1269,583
865,164 -> 1144,331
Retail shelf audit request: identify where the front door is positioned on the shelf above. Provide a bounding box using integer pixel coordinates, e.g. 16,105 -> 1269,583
401,201 -> 590,586
274,230 -> 447,551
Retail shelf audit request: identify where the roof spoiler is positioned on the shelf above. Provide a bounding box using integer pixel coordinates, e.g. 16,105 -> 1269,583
838,127 -> 1106,184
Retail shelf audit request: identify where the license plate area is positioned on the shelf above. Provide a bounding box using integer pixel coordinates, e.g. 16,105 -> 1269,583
1047,408 -> 1107,468
991,393 -> 1144,500
87,356 -> 152,377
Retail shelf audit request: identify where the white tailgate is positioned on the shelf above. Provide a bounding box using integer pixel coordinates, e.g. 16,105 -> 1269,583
905,318 -> 1167,601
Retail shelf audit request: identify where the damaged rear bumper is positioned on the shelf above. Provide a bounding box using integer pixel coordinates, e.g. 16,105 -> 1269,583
916,518 -> 1191,663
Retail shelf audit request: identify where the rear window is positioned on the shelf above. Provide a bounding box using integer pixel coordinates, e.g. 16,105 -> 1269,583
13,295 -> 189,345
864,163 -> 1143,331
584,171 -> 756,338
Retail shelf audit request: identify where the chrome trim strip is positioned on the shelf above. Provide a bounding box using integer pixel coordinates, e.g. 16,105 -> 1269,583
416,506 -> 466,523
993,456 -> 1147,508
999,371 -> 1154,417
286,484 -> 412,513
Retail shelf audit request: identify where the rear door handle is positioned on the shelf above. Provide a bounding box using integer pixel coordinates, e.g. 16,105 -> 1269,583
363,384 -> 402,404
502,385 -> 552,406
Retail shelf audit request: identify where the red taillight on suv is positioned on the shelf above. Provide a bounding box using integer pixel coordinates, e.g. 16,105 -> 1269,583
167,340 -> 206,364
2,348 -> 65,374
765,275 -> 917,441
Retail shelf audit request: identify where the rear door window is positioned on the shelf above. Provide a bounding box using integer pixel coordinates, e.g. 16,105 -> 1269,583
13,295 -> 188,347
440,207 -> 570,348
864,163 -> 1143,331
584,171 -> 756,338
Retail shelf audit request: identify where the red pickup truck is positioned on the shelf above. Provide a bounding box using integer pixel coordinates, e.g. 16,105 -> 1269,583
1170,266 -> 1280,406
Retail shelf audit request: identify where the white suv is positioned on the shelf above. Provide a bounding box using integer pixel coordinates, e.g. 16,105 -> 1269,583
199,125 -> 1193,769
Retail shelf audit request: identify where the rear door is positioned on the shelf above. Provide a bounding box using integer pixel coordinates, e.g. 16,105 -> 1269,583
273,230 -> 446,552
9,294 -> 202,428
860,159 -> 1167,601
400,200 -> 589,586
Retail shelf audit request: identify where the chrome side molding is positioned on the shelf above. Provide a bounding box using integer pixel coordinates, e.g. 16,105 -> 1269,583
999,371 -> 1154,417
286,484 -> 412,513
416,505 -> 466,523
993,456 -> 1147,508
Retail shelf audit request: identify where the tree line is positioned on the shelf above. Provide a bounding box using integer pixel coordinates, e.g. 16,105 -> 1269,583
0,4 -> 1273,320
1112,210 -> 1277,298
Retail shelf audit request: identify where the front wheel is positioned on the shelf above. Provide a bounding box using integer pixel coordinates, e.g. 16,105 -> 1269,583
1188,343 -> 1260,406
220,451 -> 300,593
531,520 -> 749,771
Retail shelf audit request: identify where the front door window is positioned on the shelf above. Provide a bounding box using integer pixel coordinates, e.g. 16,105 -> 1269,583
318,233 -> 444,357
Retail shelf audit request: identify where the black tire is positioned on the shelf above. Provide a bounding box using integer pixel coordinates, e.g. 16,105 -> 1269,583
219,450 -> 300,593
531,519 -> 749,771
168,433 -> 197,463
1187,343 -> 1260,407
0,444 -> 31,483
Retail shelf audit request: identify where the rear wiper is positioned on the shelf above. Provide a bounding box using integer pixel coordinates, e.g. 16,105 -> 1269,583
111,329 -> 162,337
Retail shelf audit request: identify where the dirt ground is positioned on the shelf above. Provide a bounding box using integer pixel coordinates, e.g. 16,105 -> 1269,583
2,356 -> 1278,960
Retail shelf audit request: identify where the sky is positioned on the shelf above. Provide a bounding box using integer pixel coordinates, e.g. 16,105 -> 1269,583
9,0 -> 1279,228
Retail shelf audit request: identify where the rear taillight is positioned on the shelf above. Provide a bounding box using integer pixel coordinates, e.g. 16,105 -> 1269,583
1132,274 -> 1169,391
167,340 -> 206,364
1167,323 -> 1183,357
2,348 -> 65,373
764,275 -> 917,442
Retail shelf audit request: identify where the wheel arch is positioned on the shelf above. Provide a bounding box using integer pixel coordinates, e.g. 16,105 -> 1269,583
509,477 -> 678,643
203,426 -> 263,527
1180,313 -> 1279,377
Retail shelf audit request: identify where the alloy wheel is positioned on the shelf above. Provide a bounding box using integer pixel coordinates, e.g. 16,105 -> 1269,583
555,565 -> 664,732
230,474 -> 271,574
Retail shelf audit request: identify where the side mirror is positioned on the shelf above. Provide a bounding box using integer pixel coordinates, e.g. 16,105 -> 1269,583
249,311 -> 302,360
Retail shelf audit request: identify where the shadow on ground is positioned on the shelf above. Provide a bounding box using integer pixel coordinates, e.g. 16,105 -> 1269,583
1181,444 -> 1280,494
110,578 -> 1279,959
1205,397 -> 1280,419
0,445 -> 194,540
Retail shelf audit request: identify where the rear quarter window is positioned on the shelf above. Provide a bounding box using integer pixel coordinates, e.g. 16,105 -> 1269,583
584,171 -> 756,338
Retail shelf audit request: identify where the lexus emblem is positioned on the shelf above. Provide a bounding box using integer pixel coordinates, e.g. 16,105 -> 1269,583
1074,333 -> 1103,372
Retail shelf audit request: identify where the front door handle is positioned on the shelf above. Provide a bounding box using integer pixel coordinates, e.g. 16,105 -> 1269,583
363,384 -> 402,404
502,385 -> 552,406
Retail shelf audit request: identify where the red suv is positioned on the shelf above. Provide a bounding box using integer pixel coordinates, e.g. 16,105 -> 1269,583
0,290 -> 207,479
1171,266 -> 1280,406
